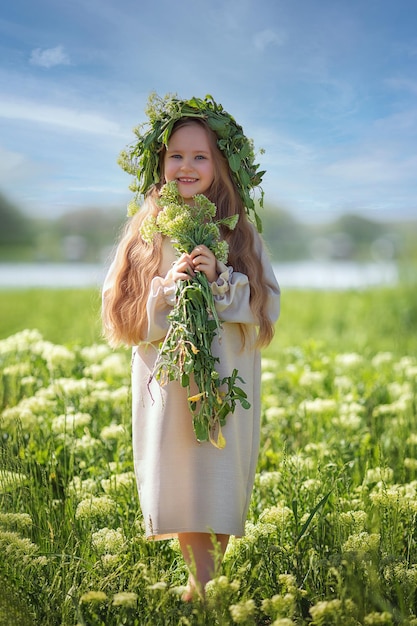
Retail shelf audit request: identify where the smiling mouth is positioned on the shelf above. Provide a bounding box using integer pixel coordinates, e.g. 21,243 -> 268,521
178,178 -> 198,183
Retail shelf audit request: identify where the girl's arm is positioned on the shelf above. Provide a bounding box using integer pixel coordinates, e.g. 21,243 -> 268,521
210,238 -> 280,326
143,235 -> 280,343
144,244 -> 195,343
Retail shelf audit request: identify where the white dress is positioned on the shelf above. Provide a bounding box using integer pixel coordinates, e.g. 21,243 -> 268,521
104,230 -> 280,540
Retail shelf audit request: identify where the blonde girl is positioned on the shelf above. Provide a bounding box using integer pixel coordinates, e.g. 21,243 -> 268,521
102,94 -> 280,600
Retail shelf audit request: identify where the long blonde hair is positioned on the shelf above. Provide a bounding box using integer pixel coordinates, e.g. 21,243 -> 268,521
102,118 -> 276,349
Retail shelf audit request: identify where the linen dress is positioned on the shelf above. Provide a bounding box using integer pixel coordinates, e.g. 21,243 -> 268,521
104,229 -> 280,540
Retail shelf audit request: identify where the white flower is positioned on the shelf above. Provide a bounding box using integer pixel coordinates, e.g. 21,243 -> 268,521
337,510 -> 368,532
259,504 -> 293,526
300,398 -> 337,414
332,414 -> 362,430
264,406 -> 286,421
45,377 -> 94,398
67,477 -> 98,499
3,362 -> 32,376
80,344 -> 112,363
29,340 -> 75,374
100,424 -> 126,441
205,575 -> 240,596
84,353 -> 128,380
371,352 -> 394,367
261,371 -> 276,383
80,591 -> 107,604
75,496 -> 117,520
364,611 -> 394,625
333,375 -> 353,392
101,472 -> 135,494
404,458 -> 417,470
300,478 -> 321,493
0,530 -> 38,558
73,434 -> 101,453
92,527 -> 125,554
310,599 -> 343,622
262,593 -> 296,619
364,466 -> 393,485
0,329 -> 43,354
229,599 -> 256,623
261,358 -> 278,370
0,513 -> 32,530
258,471 -> 282,489
299,370 -> 325,386
342,531 -> 380,555
335,353 -> 363,368
0,471 -> 27,493
51,412 -> 92,434
112,591 -> 138,607
101,554 -> 120,569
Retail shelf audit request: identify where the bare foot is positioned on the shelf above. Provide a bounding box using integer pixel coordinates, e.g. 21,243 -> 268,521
181,576 -> 203,602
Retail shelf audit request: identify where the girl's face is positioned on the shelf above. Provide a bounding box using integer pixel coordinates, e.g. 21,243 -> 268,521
164,123 -> 215,200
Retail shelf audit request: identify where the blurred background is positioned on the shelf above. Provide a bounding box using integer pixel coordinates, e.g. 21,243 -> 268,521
1,0 -> 417,289
2,188 -> 416,265
1,188 -> 415,289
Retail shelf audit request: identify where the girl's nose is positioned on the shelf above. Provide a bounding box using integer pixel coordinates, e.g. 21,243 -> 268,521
180,158 -> 192,171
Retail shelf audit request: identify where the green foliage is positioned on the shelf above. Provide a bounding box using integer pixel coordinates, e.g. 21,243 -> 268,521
0,191 -> 36,260
260,204 -> 310,261
266,281 -> 417,359
2,184 -> 416,263
1,283 -> 417,357
1,317 -> 417,624
141,182 -> 245,446
0,288 -> 102,346
120,92 -> 265,229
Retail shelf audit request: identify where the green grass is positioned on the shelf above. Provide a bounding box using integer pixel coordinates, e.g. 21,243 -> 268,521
1,283 -> 417,625
1,283 -> 416,355
0,288 -> 102,347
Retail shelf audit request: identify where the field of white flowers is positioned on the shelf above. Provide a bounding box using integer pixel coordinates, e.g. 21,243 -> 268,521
1,326 -> 417,625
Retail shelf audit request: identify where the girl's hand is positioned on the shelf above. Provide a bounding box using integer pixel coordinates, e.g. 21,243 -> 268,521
190,246 -> 218,283
165,253 -> 195,282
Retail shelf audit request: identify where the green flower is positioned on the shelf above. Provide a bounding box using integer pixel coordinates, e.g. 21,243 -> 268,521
141,182 -> 249,446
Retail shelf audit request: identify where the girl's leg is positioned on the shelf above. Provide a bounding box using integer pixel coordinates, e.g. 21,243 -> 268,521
178,532 -> 229,600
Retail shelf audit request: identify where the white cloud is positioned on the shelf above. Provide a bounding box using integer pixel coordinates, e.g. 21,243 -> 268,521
0,98 -> 123,136
253,29 -> 286,52
324,151 -> 417,185
29,45 -> 71,68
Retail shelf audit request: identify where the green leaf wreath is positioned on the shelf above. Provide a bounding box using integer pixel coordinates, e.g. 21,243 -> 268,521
140,181 -> 250,448
119,92 -> 265,232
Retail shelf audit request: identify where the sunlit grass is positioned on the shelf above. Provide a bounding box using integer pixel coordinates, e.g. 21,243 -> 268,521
1,283 -> 416,355
0,288 -> 102,346
0,284 -> 416,624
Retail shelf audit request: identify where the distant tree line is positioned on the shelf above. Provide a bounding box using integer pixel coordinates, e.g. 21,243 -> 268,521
0,190 -> 415,264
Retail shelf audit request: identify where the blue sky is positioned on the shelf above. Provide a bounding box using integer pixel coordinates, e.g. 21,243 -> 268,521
0,0 -> 416,223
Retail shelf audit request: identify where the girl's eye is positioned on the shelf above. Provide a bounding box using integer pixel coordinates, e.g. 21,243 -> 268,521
171,154 -> 182,159
195,155 -> 206,160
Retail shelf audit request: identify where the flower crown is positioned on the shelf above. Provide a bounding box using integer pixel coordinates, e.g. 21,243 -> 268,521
118,92 -> 265,231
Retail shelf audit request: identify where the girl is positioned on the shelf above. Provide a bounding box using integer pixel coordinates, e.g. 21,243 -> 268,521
102,94 -> 280,600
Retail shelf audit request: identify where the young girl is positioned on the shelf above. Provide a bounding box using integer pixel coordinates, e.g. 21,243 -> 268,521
102,94 -> 280,600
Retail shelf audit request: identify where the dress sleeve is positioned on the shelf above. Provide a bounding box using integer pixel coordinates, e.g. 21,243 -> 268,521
144,276 -> 176,343
143,237 -> 178,343
210,232 -> 280,325
130,231 -> 280,343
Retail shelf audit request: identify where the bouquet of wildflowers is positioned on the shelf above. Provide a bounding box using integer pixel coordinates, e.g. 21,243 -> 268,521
140,181 -> 250,448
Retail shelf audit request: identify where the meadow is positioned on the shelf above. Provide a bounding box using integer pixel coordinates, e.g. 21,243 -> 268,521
0,283 -> 416,625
